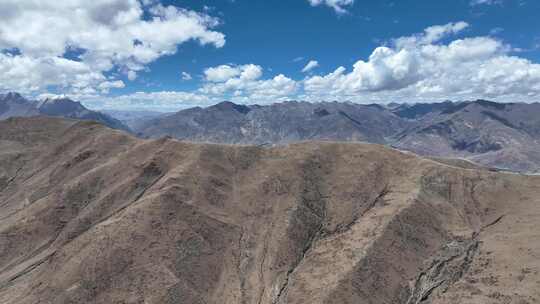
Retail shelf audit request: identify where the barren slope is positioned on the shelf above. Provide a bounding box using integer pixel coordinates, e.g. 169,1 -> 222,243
0,116 -> 539,304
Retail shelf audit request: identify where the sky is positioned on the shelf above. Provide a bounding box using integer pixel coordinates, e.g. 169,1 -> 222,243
1,0 -> 540,111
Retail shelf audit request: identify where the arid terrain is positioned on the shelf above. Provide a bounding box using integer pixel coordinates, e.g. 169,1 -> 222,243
0,116 -> 539,303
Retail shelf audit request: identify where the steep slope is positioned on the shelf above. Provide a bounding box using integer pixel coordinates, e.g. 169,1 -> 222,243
0,92 -> 129,132
394,100 -> 540,173
134,101 -> 411,144
0,116 -> 539,304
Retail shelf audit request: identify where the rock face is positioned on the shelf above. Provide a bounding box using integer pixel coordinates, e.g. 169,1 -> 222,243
0,92 -> 129,132
132,99 -> 540,173
1,116 -> 539,304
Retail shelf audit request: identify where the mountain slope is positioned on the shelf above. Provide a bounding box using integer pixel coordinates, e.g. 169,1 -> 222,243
0,116 -> 539,304
394,100 -> 540,173
0,92 -> 129,131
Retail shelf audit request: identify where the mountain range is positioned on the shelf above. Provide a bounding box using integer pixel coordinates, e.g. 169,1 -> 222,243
0,92 -> 129,131
3,91 -> 540,173
130,99 -> 540,174
1,116 -> 539,304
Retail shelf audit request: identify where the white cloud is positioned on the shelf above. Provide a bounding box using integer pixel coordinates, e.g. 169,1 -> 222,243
470,0 -> 502,6
6,13 -> 540,110
205,65 -> 242,82
181,72 -> 193,81
307,0 -> 354,14
302,60 -> 319,73
81,67 -> 299,109
127,70 -> 138,81
97,80 -> 126,93
82,90 -> 213,111
201,64 -> 297,103
204,64 -> 263,82
394,21 -> 470,48
0,53 -> 119,96
0,0 -> 225,95
303,21 -> 540,102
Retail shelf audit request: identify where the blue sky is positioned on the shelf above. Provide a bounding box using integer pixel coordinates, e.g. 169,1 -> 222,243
141,0 -> 539,93
0,0 -> 539,110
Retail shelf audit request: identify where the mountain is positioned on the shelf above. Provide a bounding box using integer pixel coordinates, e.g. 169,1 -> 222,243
0,92 -> 129,132
133,99 -> 540,173
134,101 -> 411,144
0,92 -> 39,119
1,116 -> 539,304
393,100 -> 540,173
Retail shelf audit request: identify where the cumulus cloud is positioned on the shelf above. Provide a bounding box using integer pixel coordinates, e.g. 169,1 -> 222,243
82,65 -> 299,109
303,21 -> 540,102
200,64 -> 297,103
307,0 -> 355,14
302,60 -> 319,73
204,64 -> 262,82
0,0 -> 225,96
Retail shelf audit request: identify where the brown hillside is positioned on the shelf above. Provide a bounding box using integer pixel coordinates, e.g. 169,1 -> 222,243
0,116 -> 539,304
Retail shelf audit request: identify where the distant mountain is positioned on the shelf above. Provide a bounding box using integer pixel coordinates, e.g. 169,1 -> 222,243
392,100 -> 459,119
393,100 -> 540,173
0,92 -> 39,119
102,109 -> 168,130
0,92 -> 129,131
133,99 -> 540,173
134,101 -> 412,144
37,97 -> 130,132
